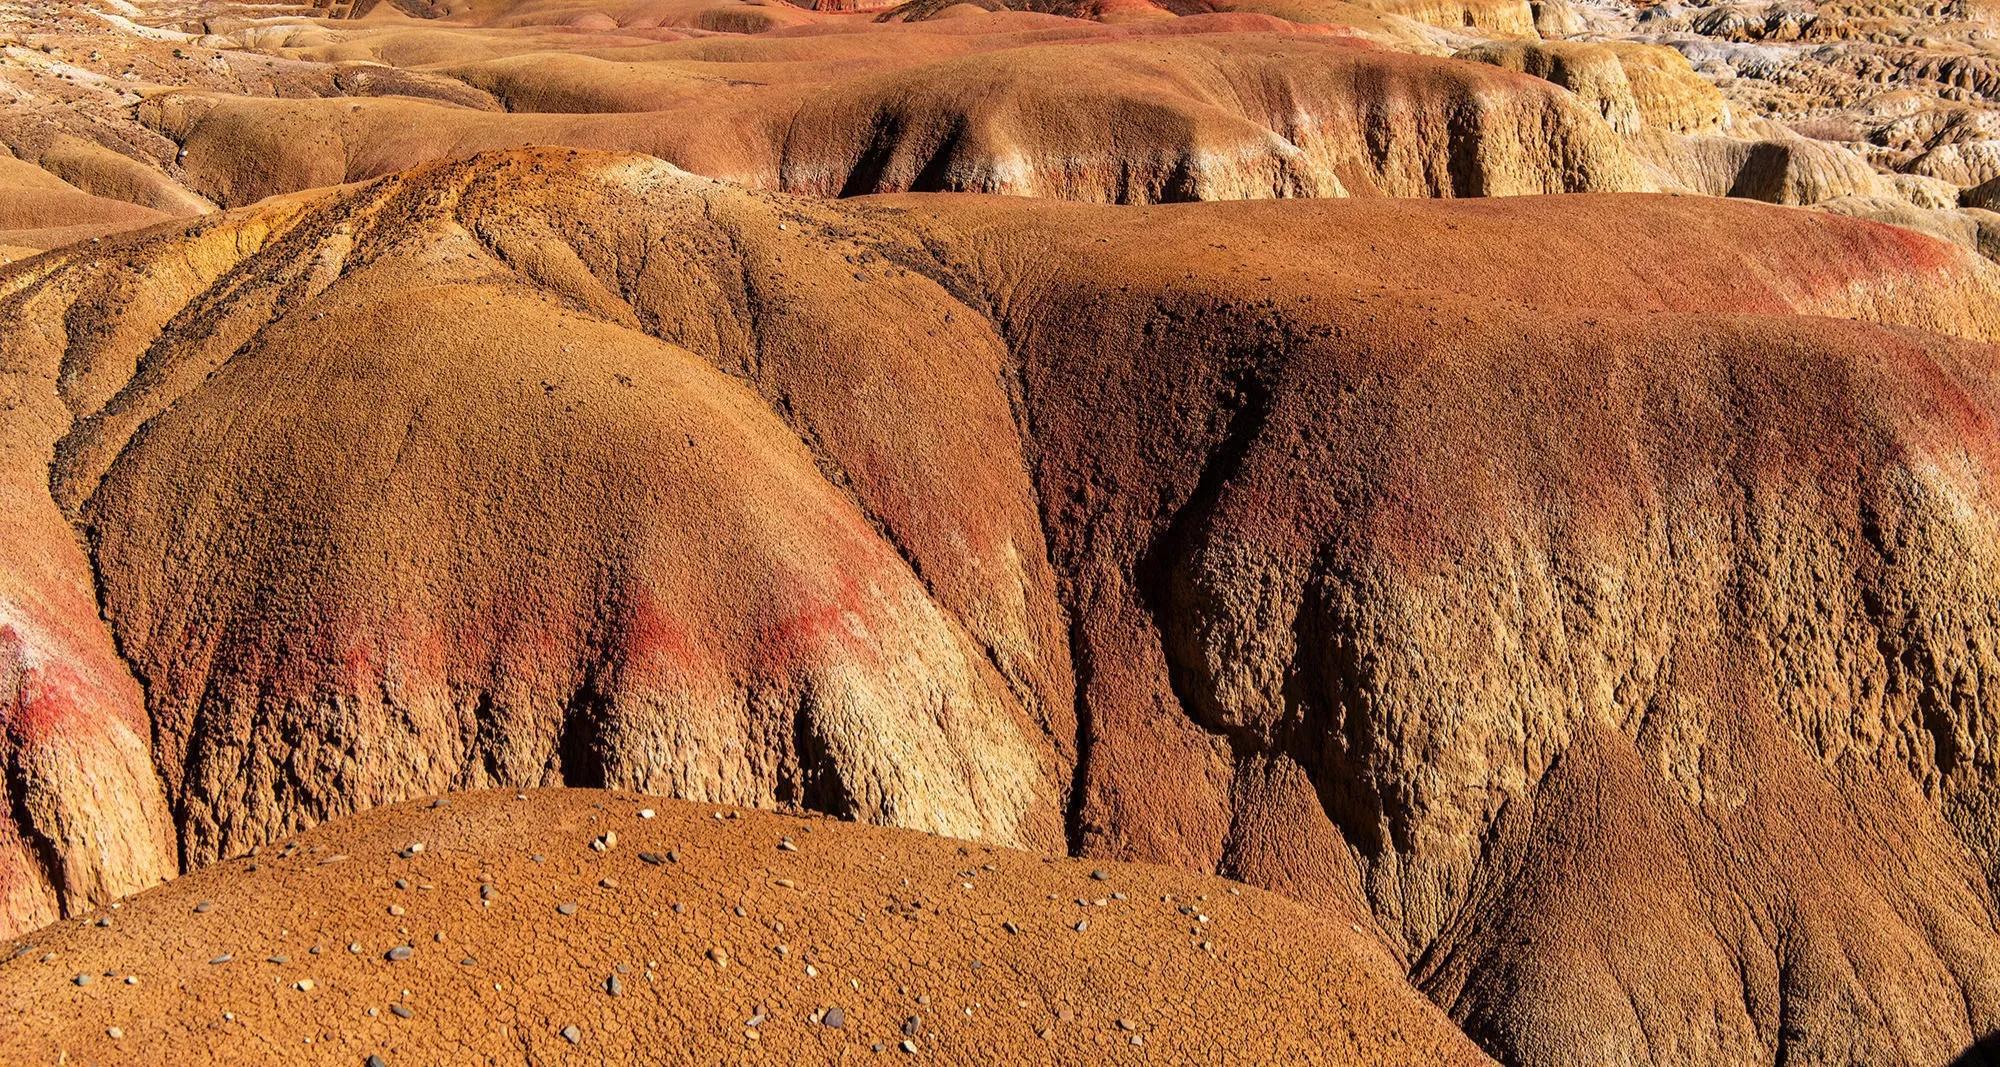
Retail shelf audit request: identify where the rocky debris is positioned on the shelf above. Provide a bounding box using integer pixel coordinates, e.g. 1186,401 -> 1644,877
0,790 -> 1481,1064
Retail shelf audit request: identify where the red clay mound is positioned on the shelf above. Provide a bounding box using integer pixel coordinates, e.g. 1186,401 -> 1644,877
0,789 -> 1494,1064
13,150 -> 2000,1064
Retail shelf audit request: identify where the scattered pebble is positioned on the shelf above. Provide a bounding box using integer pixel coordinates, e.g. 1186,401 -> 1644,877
823,1006 -> 846,1028
193,901 -> 214,914
557,902 -> 578,916
1090,870 -> 1108,881
592,831 -> 617,852
390,1004 -> 413,1020
295,979 -> 316,992
638,809 -> 655,819
778,838 -> 798,852
106,1027 -> 122,1040
708,947 -> 729,968
606,974 -> 623,997
367,1055 -> 388,1067
560,1025 -> 581,1044
208,954 -> 232,965
72,974 -> 90,986
638,851 -> 665,865
386,946 -> 414,962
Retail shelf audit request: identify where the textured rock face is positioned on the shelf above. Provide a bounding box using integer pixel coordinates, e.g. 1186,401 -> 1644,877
1637,127 -> 1897,204
132,32 -> 1647,206
21,0 -> 2000,261
1457,40 -> 1728,135
12,150 -> 2000,1064
22,170 -> 1069,870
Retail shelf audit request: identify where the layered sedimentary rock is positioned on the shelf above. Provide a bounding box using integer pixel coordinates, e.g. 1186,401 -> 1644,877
132,32 -> 1646,206
22,0 -> 2000,258
12,149 -> 2000,1064
1635,126 -> 1896,203
1457,39 -> 1727,134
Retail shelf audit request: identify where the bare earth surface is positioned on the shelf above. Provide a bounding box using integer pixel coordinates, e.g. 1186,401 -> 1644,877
12,0 -> 2000,1061
16,0 -> 2000,257
8,147 -> 2000,1061
0,789 -> 1492,1065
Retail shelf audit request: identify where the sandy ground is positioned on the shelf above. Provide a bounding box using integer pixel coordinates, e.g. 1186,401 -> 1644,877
0,790 -> 1492,1065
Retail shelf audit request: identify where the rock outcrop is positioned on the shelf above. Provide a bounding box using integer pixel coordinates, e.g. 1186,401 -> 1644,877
1457,39 -> 1728,134
11,148 -> 2000,1064
1636,126 -> 1896,203
134,33 -> 1646,206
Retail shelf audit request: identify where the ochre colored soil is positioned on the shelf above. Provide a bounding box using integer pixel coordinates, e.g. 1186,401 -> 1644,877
0,790 -> 1492,1065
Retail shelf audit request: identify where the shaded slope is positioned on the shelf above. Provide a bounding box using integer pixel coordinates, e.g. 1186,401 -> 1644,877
141,33 -> 1648,206
11,149 -> 2000,1062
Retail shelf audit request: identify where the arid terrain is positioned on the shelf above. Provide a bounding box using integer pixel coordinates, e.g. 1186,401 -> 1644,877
0,789 -> 1491,1063
10,0 -> 2000,1063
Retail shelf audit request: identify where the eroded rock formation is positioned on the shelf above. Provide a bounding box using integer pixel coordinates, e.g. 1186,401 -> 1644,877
10,148 -> 2000,1063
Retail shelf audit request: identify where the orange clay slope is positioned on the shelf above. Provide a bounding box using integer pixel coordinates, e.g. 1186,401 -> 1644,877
12,149 -> 2000,1063
142,28 -> 1645,207
0,789 -> 1495,1064
1,0 -> 1648,227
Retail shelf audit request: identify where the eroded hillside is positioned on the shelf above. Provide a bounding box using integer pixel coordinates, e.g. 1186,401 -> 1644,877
7,148 -> 2000,1062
